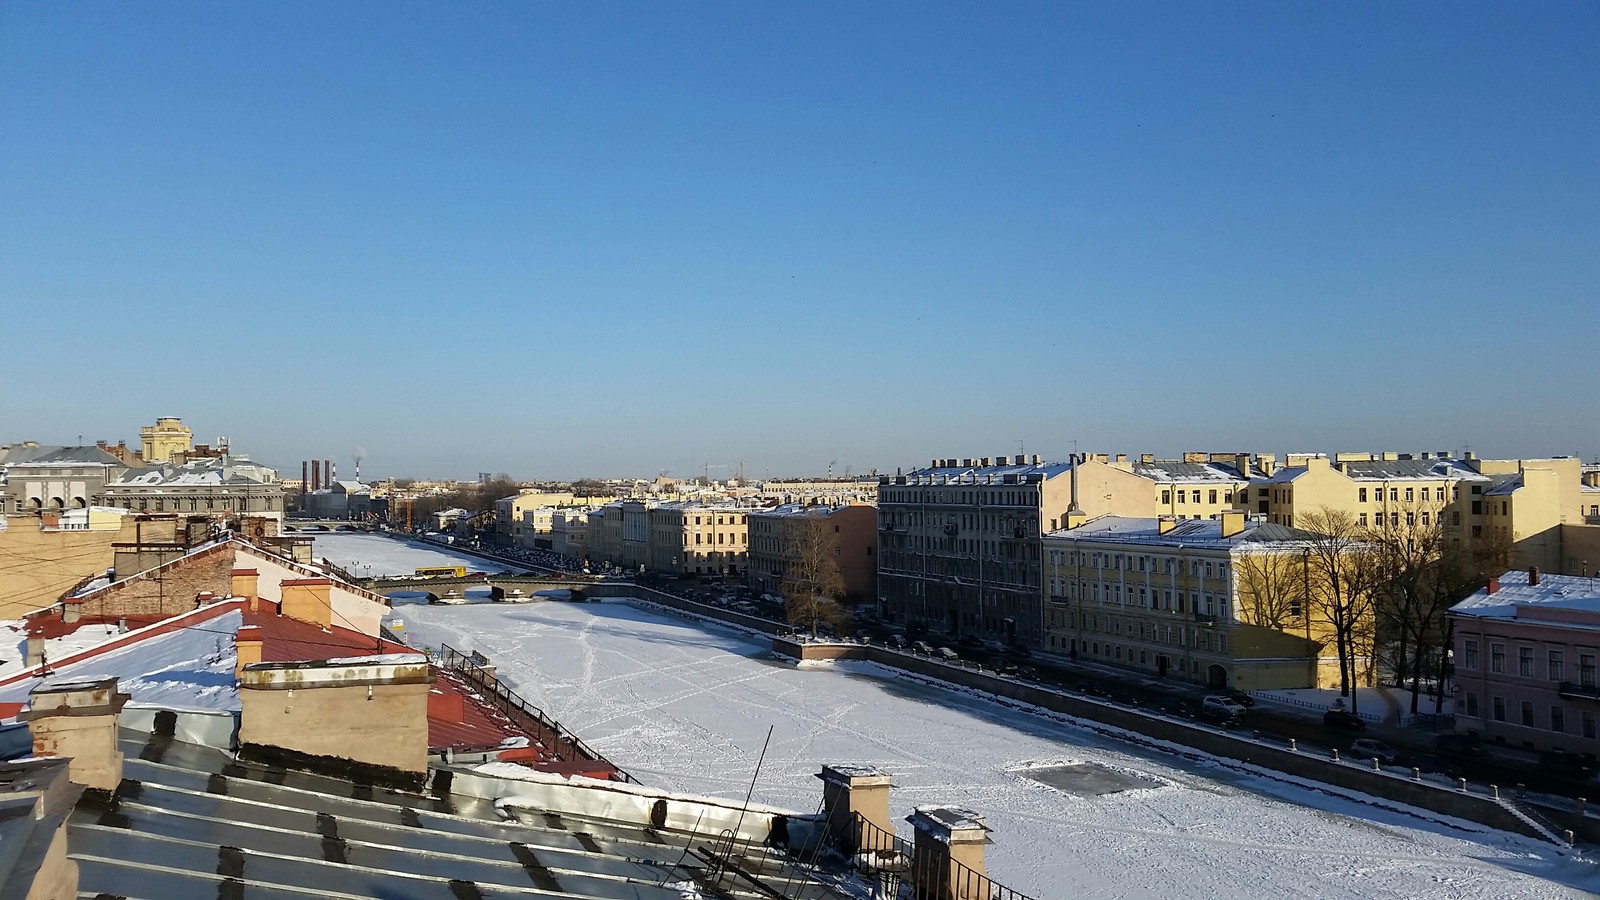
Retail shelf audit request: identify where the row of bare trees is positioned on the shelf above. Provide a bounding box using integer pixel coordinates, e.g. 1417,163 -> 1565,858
1236,506 -> 1511,717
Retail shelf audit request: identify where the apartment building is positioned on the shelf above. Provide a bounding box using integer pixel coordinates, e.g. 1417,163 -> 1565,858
877,455 -> 1073,646
645,502 -> 752,576
1072,452 -> 1260,521
1043,513 -> 1349,690
1450,568 -> 1600,759
747,502 -> 877,602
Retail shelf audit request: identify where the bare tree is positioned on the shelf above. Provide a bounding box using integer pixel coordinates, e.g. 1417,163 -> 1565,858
1297,507 -> 1381,715
1234,548 -> 1308,632
783,516 -> 848,637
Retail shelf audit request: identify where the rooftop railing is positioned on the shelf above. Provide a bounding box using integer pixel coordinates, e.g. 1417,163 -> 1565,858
436,643 -> 637,783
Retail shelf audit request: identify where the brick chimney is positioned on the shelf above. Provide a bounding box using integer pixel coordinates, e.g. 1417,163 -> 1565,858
907,806 -> 990,898
234,625 -> 263,681
818,765 -> 895,852
237,654 -> 433,790
1486,576 -> 1500,595
280,578 -> 333,628
1529,567 -> 1541,587
22,676 -> 129,793
1158,516 -> 1179,535
1219,510 -> 1246,539
231,568 -> 260,612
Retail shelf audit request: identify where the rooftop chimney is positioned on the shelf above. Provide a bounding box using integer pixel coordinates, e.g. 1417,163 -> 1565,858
907,806 -> 990,895
1529,567 -> 1541,587
1486,576 -> 1500,595
1158,516 -> 1178,535
818,765 -> 896,852
23,676 -> 128,793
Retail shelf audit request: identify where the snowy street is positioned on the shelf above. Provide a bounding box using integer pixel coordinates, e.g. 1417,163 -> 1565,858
395,598 -> 1599,900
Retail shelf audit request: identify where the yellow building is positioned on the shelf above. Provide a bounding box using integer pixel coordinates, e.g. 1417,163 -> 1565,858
139,417 -> 193,464
646,502 -> 752,576
1479,457 -> 1590,574
1043,512 -> 1360,691
1071,452 -> 1259,521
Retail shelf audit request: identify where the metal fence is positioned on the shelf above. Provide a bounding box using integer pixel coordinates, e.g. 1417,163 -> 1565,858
842,813 -> 1039,900
435,644 -> 637,784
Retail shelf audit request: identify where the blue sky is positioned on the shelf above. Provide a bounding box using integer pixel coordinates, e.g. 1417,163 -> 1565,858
3,2 -> 1595,480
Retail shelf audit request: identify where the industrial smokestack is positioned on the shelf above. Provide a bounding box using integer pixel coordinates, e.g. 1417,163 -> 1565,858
325,459 -> 333,489
312,460 -> 321,491
303,461 -> 308,492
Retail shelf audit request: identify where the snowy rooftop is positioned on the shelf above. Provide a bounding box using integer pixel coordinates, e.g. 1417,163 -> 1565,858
1338,457 -> 1490,482
1450,569 -> 1600,620
1046,515 -> 1322,549
1133,460 -> 1255,483
106,455 -> 279,488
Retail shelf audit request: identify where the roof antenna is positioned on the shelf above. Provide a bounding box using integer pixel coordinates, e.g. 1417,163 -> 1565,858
710,725 -> 774,881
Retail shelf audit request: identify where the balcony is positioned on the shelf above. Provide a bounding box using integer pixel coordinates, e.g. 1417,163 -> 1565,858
1192,612 -> 1217,625
1559,682 -> 1600,701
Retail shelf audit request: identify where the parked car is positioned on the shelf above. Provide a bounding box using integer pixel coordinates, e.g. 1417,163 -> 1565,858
1435,734 -> 1488,757
1201,696 -> 1248,720
958,635 -> 986,650
1349,739 -> 1399,765
911,640 -> 935,655
888,633 -> 908,649
1539,752 -> 1598,779
934,647 -> 960,661
1203,695 -> 1248,714
1221,688 -> 1256,708
1323,710 -> 1367,731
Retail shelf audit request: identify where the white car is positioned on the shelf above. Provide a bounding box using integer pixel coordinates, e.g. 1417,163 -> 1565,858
1201,696 -> 1247,719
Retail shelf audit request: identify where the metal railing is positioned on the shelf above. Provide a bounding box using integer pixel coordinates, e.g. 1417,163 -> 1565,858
842,813 -> 1040,900
435,644 -> 637,783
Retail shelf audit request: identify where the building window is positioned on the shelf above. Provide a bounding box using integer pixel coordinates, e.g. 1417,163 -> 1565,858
1490,643 -> 1505,674
1583,654 -> 1597,688
1521,701 -> 1535,728
1549,649 -> 1564,682
1359,488 -> 1368,502
1358,513 -> 1367,526
1586,712 -> 1597,740
1464,693 -> 1479,717
1492,697 -> 1506,722
1161,490 -> 1171,504
1519,647 -> 1533,677
1552,706 -> 1566,734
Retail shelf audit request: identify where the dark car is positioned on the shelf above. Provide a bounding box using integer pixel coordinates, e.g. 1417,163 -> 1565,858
1434,734 -> 1488,757
1222,688 -> 1255,708
958,635 -> 986,650
1323,710 -> 1367,731
1539,752 -> 1598,779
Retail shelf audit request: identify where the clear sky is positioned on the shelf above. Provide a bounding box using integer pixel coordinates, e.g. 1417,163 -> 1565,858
3,2 -> 1595,481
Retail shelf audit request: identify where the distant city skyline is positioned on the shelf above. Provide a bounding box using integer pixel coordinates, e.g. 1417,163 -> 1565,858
4,3 -> 1595,479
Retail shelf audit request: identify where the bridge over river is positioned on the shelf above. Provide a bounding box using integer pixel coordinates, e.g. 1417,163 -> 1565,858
362,572 -> 601,602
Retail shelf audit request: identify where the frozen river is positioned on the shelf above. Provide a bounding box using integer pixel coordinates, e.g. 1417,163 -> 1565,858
308,534 -> 1600,898
395,600 -> 1599,900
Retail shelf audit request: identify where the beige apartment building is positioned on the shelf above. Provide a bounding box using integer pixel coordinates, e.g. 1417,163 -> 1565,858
877,455 -> 1073,646
1071,452 -> 1259,521
747,502 -> 878,603
1043,513 -> 1352,691
646,502 -> 752,576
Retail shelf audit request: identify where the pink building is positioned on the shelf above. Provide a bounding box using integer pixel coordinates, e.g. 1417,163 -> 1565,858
1450,568 -> 1600,760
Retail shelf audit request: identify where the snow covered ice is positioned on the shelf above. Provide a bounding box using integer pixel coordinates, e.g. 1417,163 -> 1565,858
396,599 -> 1600,900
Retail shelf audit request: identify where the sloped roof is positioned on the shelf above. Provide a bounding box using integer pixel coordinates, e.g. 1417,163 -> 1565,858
1338,458 -> 1489,482
1451,569 -> 1600,620
0,444 -> 128,468
1047,515 -> 1323,549
78,728 -> 853,899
